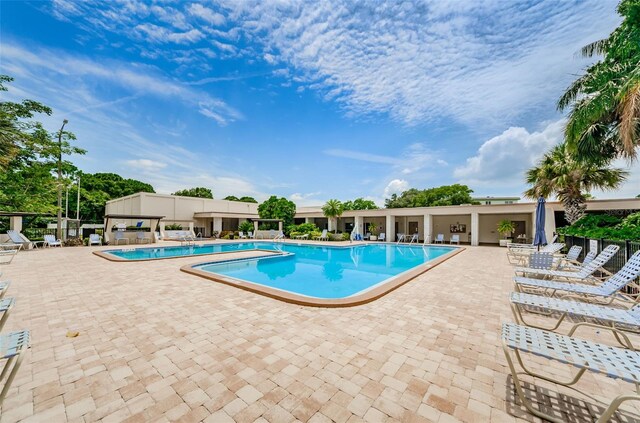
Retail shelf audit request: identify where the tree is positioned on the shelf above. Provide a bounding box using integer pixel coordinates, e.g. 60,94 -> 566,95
342,198 -> 378,210
557,0 -> 640,162
322,199 -> 343,233
223,195 -> 258,203
172,187 -> 213,199
524,143 -> 627,223
76,173 -> 155,222
384,184 -> 477,208
258,196 -> 296,229
0,75 -> 52,170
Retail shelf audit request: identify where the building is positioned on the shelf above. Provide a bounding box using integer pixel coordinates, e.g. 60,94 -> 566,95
104,193 -> 639,246
472,196 -> 520,205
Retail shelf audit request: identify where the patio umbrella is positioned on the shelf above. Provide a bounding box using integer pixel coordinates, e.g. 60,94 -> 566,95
533,196 -> 547,250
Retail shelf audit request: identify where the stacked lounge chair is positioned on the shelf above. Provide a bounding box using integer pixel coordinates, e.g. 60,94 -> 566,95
0,279 -> 30,409
501,248 -> 640,422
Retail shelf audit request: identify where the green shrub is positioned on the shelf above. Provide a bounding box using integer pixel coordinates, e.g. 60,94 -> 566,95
286,223 -> 319,236
165,223 -> 183,230
341,232 -> 350,241
310,231 -> 322,239
557,212 -> 640,241
222,234 -> 231,239
238,220 -> 254,233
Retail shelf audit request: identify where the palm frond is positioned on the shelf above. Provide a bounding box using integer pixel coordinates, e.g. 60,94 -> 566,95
581,38 -> 609,57
617,81 -> 640,160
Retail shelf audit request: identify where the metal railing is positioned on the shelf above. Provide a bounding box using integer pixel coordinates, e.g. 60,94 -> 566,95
562,235 -> 640,294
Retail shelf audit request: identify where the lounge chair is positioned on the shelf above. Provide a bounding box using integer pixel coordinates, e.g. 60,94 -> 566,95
0,298 -> 15,332
408,234 -> 418,244
514,244 -> 619,282
363,232 -> 371,241
433,234 -> 444,244
507,234 -> 559,251
0,248 -> 19,265
248,231 -> 254,239
0,281 -> 10,299
135,231 -> 151,244
560,250 -> 596,271
238,231 -> 247,239
378,233 -> 386,242
294,233 -> 309,240
314,229 -> 328,241
502,323 -> 640,423
514,250 -> 640,305
114,231 -> 129,245
510,292 -> 640,349
527,251 -> 554,270
396,233 -> 405,243
43,234 -> 62,248
88,234 -> 102,246
273,231 -> 285,241
507,242 -> 566,265
6,230 -> 32,250
449,234 -> 460,245
0,330 -> 30,407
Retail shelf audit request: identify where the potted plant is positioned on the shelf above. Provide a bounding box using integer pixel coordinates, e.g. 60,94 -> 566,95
368,223 -> 379,241
497,219 -> 516,247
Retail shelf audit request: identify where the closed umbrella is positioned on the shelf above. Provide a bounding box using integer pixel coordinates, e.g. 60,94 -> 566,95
533,197 -> 547,250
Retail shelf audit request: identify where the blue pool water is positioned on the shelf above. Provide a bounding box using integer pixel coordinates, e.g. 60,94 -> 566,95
104,242 -> 456,299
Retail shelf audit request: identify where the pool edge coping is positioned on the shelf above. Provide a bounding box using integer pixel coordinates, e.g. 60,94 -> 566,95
179,246 -> 465,308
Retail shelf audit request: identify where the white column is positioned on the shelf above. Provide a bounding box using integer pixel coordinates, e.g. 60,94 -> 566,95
354,216 -> 363,235
328,217 -> 336,232
423,214 -> 432,243
544,208 -> 556,243
159,221 -> 166,240
188,222 -> 195,236
253,221 -> 259,234
9,216 -> 22,232
471,212 -> 479,246
305,217 -> 311,224
385,215 -> 395,242
213,217 -> 222,234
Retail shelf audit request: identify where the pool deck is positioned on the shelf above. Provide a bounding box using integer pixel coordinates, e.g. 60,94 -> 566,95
1,240 -> 639,422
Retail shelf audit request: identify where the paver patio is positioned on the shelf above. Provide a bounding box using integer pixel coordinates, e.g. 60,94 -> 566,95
0,242 -> 638,422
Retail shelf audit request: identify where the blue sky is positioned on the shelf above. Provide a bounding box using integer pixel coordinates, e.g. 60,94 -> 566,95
1,0 -> 637,206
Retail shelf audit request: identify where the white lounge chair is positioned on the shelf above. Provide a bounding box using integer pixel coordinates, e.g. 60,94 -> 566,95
0,250 -> 18,265
0,298 -> 15,332
88,234 -> 102,246
514,244 -> 620,282
408,234 -> 418,244
314,229 -> 328,241
514,250 -> 640,305
114,231 -> 129,245
135,231 -> 151,244
449,234 -> 460,244
507,242 -> 566,265
433,234 -> 444,244
0,330 -> 30,408
0,281 -> 10,299
294,233 -> 309,240
502,323 -> 640,423
396,233 -> 405,243
6,230 -> 32,250
238,231 -> 247,239
248,231 -> 254,239
510,292 -> 640,349
43,234 -> 62,248
378,233 -> 386,242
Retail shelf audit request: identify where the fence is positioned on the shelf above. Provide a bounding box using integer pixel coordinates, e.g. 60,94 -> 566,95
22,227 -> 104,241
562,235 -> 640,294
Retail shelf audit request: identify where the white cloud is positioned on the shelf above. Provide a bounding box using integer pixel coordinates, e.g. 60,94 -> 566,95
324,149 -> 400,165
384,179 -> 409,198
187,4 -> 225,26
454,120 -> 565,188
592,156 -> 640,199
124,159 -> 167,171
47,1 -> 621,128
1,42 -> 242,125
289,192 -> 322,207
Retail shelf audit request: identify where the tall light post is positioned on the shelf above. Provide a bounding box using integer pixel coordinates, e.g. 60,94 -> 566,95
56,119 -> 68,241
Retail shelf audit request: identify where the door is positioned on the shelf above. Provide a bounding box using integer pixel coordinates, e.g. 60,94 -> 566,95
512,221 -> 526,240
408,221 -> 418,235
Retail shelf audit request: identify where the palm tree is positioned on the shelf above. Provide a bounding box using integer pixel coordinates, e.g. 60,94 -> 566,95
322,199 -> 343,233
558,0 -> 640,162
524,143 -> 628,224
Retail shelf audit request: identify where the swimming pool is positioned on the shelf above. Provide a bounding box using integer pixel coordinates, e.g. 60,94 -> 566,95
187,243 -> 458,305
97,242 -> 461,306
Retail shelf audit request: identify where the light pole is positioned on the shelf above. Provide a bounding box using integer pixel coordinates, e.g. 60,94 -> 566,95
76,176 -> 81,220
56,119 -> 68,241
